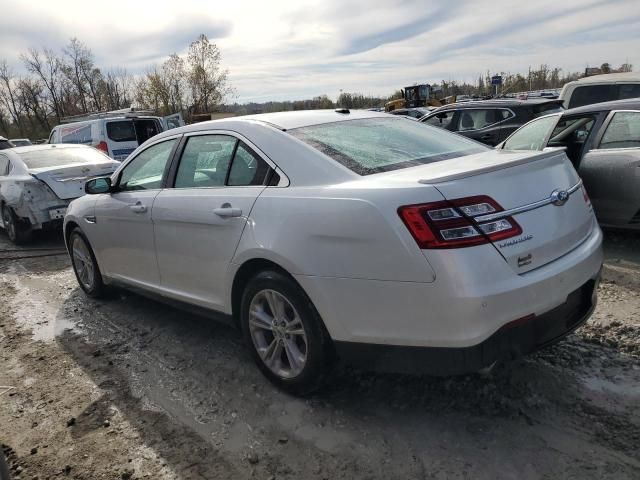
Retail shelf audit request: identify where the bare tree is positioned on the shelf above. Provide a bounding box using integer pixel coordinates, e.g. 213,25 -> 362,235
0,61 -> 25,135
187,34 -> 231,114
21,47 -> 64,121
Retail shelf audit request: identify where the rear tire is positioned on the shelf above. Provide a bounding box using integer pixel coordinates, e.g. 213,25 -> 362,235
1,204 -> 32,244
69,228 -> 105,298
240,270 -> 334,395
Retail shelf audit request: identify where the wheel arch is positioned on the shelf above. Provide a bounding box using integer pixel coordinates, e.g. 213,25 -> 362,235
230,258 -> 297,327
64,220 -> 80,252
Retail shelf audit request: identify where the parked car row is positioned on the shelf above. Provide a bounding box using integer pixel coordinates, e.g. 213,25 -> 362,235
418,98 -> 564,146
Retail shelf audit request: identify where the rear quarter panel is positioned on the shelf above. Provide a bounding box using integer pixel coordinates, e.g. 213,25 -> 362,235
230,185 -> 443,282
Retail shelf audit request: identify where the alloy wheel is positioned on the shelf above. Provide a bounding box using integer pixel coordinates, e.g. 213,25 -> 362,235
72,235 -> 95,291
248,289 -> 308,379
2,207 -> 16,242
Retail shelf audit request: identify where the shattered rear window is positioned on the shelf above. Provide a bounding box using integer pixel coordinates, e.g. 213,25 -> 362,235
18,147 -> 111,169
289,117 -> 486,175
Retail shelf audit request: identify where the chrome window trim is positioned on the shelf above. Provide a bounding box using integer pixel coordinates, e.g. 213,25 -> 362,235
474,180 -> 583,223
181,129 -> 290,187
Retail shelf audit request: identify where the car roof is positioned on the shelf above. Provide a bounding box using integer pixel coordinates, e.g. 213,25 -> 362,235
432,98 -> 561,111
159,109 -> 391,135
565,72 -> 640,85
564,98 -> 640,115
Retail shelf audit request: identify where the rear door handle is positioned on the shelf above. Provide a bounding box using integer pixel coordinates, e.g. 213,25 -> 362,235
214,206 -> 242,218
129,202 -> 147,213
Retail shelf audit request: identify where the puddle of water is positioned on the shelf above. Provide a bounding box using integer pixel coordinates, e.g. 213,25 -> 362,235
2,266 -> 80,341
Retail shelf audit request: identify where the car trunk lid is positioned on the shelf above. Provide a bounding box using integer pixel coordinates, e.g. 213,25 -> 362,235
30,161 -> 119,200
420,150 -> 594,273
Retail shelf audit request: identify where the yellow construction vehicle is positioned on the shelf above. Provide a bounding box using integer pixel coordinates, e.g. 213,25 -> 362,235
385,84 -> 445,112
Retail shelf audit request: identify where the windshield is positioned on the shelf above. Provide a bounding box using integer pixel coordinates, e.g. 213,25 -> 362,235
18,147 -> 111,169
289,117 -> 487,175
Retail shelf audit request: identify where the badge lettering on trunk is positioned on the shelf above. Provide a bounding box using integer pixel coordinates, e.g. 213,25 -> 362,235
518,253 -> 533,267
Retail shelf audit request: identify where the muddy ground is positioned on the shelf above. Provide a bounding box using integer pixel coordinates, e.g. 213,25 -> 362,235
0,230 -> 639,480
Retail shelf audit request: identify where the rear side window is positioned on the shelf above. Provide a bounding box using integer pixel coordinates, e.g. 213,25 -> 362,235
457,109 -> 509,131
107,121 -> 136,142
174,135 -> 237,188
290,117 -> 486,175
599,111 -> 640,149
618,84 -> 640,100
503,115 -> 559,150
568,85 -> 616,109
59,124 -> 92,144
228,142 -> 271,186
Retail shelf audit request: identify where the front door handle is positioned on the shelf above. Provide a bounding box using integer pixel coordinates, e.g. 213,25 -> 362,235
129,202 -> 147,213
214,205 -> 242,218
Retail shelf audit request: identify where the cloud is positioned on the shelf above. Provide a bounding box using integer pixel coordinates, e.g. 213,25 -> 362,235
0,0 -> 638,102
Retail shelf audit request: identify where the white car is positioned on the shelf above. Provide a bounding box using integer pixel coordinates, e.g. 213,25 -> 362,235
0,144 -> 119,243
64,109 -> 603,394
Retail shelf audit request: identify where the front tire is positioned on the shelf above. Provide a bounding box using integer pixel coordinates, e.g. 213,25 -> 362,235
240,270 -> 334,395
69,228 -> 105,298
2,204 -> 32,244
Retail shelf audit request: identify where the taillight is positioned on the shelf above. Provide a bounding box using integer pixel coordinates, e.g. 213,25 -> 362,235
398,195 -> 522,249
95,141 -> 109,154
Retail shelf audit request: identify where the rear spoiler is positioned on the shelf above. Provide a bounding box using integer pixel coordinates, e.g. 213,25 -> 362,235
418,149 -> 567,184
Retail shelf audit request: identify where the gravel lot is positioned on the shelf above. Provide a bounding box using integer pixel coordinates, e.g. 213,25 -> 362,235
1,230 -> 639,479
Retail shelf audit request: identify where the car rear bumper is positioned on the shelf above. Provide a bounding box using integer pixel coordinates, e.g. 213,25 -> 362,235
335,278 -> 598,375
295,224 -> 603,348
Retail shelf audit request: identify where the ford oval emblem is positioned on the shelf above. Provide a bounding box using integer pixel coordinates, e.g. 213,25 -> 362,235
551,189 -> 570,206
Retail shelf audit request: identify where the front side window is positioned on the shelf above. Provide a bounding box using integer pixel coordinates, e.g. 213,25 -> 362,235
290,117 -> 487,175
118,139 -> 176,191
174,135 -> 237,188
422,111 -> 455,129
599,111 -> 640,149
548,116 -> 596,146
503,115 -> 559,150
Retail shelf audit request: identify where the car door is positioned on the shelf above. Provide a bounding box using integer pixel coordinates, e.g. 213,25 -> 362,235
91,137 -> 179,286
152,133 -> 274,310
579,110 -> 640,226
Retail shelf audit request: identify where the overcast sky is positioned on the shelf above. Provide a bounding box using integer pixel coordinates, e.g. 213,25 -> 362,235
1,0 -> 639,103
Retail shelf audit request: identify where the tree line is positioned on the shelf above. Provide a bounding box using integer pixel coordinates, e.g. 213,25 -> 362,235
0,34 -> 231,139
0,37 -> 633,140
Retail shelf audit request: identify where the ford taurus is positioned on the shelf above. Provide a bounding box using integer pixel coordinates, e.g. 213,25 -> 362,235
64,109 -> 603,394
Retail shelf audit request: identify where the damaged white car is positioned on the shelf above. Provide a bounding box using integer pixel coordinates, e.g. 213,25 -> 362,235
0,144 -> 119,243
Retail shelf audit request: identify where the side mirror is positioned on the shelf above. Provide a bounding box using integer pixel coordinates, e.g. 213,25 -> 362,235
85,177 -> 112,194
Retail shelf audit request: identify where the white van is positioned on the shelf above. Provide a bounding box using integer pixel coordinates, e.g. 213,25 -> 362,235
559,72 -> 640,109
48,109 -> 184,161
